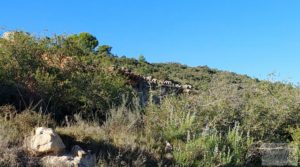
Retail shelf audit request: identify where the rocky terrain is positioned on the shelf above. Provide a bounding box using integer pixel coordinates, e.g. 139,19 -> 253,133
25,127 -> 96,167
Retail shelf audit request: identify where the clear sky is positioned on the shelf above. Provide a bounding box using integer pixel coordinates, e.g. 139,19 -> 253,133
1,0 -> 300,83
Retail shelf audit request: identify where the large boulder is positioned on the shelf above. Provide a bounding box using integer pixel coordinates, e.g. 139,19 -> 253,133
26,127 -> 65,155
41,145 -> 96,167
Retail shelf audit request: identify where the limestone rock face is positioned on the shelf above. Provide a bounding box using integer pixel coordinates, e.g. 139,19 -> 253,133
27,127 -> 65,155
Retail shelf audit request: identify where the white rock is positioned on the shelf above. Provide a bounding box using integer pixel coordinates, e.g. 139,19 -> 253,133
41,152 -> 96,167
165,141 -> 173,152
1,31 -> 15,41
182,84 -> 192,89
26,127 -> 65,155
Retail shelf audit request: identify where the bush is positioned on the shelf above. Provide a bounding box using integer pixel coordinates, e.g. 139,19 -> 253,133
0,32 -> 132,121
144,97 -> 253,166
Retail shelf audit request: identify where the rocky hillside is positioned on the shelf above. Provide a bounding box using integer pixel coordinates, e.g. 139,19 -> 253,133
1,31 -> 300,167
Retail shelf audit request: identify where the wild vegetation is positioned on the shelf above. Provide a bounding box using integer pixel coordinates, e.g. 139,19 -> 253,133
0,31 -> 300,166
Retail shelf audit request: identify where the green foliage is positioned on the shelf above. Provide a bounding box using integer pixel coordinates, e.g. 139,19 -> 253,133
67,32 -> 99,53
1,31 -> 300,166
289,127 -> 300,159
97,45 -> 112,55
0,32 -> 131,120
138,54 -> 146,63
144,97 -> 253,166
173,132 -> 233,167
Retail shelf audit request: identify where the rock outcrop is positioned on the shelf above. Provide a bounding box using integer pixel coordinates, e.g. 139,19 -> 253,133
109,66 -> 195,105
26,127 -> 65,155
25,127 -> 96,167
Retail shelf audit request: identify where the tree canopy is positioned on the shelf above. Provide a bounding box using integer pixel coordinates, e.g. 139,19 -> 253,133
67,32 -> 99,53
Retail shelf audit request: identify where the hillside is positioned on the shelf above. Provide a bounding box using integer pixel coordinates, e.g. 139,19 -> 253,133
1,31 -> 300,167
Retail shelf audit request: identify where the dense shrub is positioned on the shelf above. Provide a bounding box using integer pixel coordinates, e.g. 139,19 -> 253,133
0,32 -> 131,121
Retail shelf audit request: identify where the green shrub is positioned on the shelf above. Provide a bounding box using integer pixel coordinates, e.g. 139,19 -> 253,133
0,32 -> 131,121
289,127 -> 300,159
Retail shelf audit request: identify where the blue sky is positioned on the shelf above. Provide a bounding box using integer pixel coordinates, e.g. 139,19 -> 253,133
1,0 -> 300,83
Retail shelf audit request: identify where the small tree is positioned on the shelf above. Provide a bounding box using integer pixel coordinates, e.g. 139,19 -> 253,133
67,32 -> 99,53
138,54 -> 146,63
97,45 -> 112,55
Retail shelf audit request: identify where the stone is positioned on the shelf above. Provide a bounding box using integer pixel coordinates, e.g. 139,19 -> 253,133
164,141 -> 173,153
71,145 -> 87,158
26,127 -> 65,155
41,152 -> 96,167
1,31 -> 16,41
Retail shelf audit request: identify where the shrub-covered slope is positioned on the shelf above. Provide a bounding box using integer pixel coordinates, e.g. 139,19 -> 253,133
1,31 -> 300,167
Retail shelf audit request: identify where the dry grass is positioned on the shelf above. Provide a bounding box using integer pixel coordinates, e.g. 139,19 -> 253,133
56,116 -> 106,144
56,105 -> 161,166
0,106 -> 53,166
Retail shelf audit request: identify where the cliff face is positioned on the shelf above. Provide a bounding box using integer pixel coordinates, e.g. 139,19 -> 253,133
111,67 -> 193,105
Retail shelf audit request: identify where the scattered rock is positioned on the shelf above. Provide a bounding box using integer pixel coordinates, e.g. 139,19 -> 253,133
25,127 -> 96,167
41,152 -> 96,167
26,127 -> 65,155
41,145 -> 96,167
